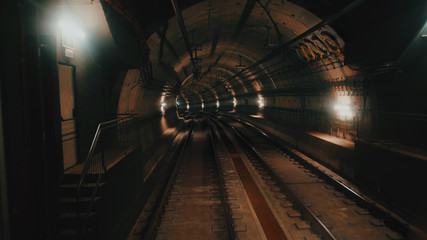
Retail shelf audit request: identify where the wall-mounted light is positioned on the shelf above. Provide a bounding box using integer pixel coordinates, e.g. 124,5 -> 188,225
58,20 -> 85,39
160,102 -> 166,115
334,104 -> 353,120
257,95 -> 264,109
334,104 -> 349,111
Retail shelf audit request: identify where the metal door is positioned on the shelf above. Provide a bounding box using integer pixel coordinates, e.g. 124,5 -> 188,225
58,64 -> 78,170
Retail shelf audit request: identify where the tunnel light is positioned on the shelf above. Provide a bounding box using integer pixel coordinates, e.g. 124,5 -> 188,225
216,100 -> 220,108
334,104 -> 353,120
334,104 -> 350,111
160,102 -> 166,115
257,95 -> 264,109
58,20 -> 85,39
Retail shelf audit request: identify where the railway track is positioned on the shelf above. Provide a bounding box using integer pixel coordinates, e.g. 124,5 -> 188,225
216,115 -> 408,240
142,119 -> 237,239
133,115 -> 412,239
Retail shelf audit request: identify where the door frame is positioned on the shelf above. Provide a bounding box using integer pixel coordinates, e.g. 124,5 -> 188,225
57,62 -> 80,169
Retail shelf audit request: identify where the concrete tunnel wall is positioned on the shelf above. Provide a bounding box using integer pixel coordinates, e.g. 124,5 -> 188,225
168,0 -> 427,148
109,0 -> 427,229
156,0 -> 362,142
116,68 -> 180,153
52,7 -> 184,238
52,0 -> 183,165
160,0 -> 427,228
1,0 -> 427,239
0,1 -> 183,238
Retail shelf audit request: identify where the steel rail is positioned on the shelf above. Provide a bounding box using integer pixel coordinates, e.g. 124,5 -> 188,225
217,117 -> 337,240
212,118 -> 289,240
231,116 -> 425,239
206,120 -> 236,240
142,121 -> 194,240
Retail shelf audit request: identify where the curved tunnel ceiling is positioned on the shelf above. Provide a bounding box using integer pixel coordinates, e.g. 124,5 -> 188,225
143,0 -> 347,105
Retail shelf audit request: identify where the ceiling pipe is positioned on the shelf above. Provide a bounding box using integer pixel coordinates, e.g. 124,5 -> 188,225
257,0 -> 284,46
157,21 -> 169,61
190,0 -> 366,99
233,0 -> 258,38
170,0 -> 197,69
171,0 -> 193,59
227,0 -> 367,82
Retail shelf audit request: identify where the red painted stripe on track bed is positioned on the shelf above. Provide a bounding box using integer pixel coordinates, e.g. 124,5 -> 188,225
227,144 -> 287,239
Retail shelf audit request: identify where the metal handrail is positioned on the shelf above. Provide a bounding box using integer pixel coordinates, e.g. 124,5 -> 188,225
76,114 -> 137,238
77,115 -> 136,188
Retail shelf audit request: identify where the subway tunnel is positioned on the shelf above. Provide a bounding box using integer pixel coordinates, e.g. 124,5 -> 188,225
1,0 -> 427,239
